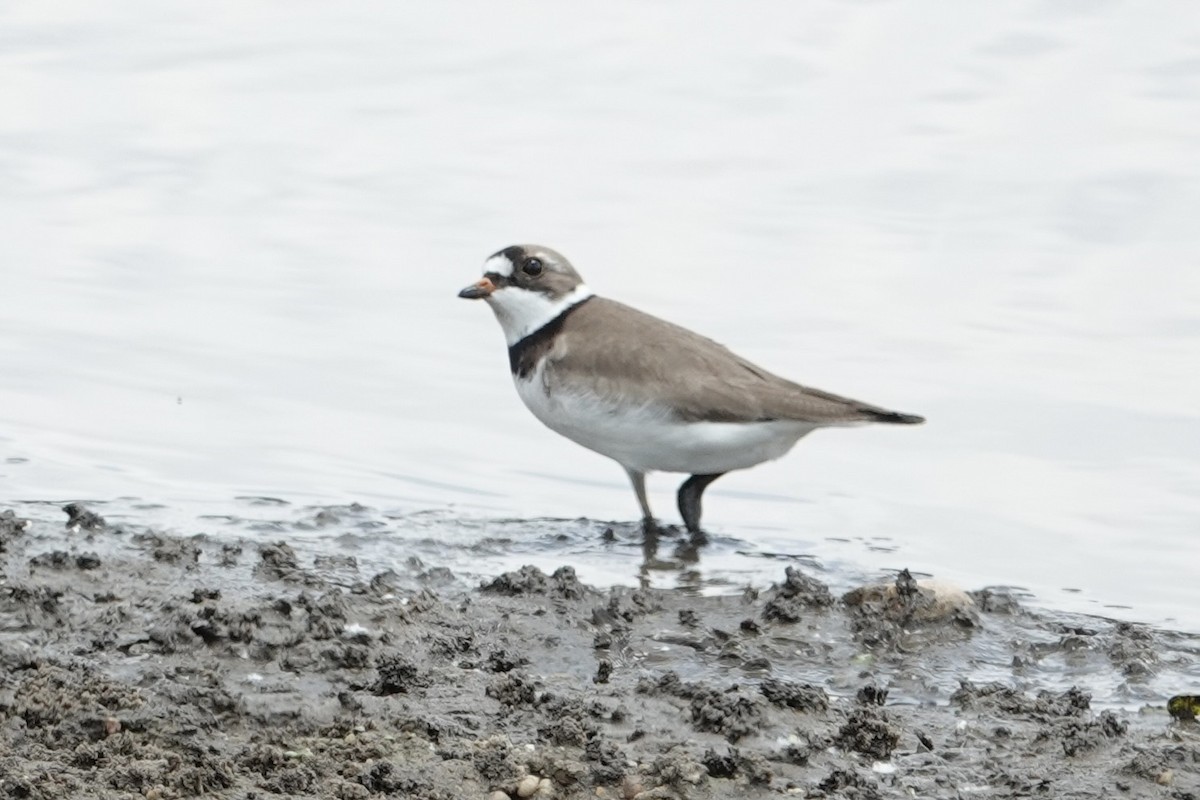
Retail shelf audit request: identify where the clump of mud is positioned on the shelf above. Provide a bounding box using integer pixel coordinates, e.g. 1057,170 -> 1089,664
481,564 -> 590,600
761,565 -> 834,623
0,504 -> 1196,799
843,569 -> 978,646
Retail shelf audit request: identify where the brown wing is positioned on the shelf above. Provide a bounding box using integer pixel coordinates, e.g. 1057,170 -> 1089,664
547,298 -> 924,426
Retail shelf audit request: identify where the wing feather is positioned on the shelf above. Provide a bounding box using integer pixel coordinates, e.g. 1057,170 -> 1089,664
544,298 -> 923,426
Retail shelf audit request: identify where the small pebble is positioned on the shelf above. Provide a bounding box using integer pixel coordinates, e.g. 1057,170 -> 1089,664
517,775 -> 541,798
1157,770 -> 1174,786
490,792 -> 509,800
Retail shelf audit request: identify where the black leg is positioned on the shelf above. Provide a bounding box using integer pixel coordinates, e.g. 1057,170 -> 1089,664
676,473 -> 725,534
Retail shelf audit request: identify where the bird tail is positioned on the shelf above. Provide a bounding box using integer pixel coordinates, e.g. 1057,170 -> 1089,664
868,409 -> 925,424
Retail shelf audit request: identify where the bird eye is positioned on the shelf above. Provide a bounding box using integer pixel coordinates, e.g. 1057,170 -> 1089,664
522,258 -> 543,276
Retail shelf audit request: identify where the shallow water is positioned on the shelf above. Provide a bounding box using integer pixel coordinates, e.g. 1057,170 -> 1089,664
1,2 -> 1198,630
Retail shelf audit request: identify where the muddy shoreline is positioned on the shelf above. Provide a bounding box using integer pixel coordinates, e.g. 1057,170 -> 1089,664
0,505 -> 1197,799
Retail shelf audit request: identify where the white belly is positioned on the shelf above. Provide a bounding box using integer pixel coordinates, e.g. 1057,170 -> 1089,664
514,372 -> 816,474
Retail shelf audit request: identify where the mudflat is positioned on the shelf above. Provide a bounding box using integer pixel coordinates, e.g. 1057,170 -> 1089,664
0,505 -> 1196,799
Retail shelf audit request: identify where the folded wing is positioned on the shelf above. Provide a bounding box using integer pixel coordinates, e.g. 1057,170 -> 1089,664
549,298 -> 924,426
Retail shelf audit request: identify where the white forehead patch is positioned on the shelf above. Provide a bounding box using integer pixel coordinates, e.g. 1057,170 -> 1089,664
483,253 -> 513,278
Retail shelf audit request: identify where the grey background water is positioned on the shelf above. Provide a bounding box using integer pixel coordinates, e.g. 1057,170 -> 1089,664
1,2 -> 1198,630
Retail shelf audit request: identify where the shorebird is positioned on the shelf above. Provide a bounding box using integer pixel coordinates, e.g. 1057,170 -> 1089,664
459,244 -> 924,532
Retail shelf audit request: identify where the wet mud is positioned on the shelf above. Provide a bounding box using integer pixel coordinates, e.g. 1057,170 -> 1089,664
0,504 -> 1197,799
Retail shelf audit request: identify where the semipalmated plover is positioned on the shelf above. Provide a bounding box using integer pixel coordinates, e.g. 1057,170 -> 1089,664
459,245 -> 924,533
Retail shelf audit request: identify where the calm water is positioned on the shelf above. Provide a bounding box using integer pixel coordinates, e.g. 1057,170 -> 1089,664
2,2 -> 1198,630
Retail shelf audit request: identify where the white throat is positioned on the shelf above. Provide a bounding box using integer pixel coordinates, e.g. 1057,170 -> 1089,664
486,284 -> 594,346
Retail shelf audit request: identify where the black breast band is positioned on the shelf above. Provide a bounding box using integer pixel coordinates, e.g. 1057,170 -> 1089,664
507,296 -> 595,379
